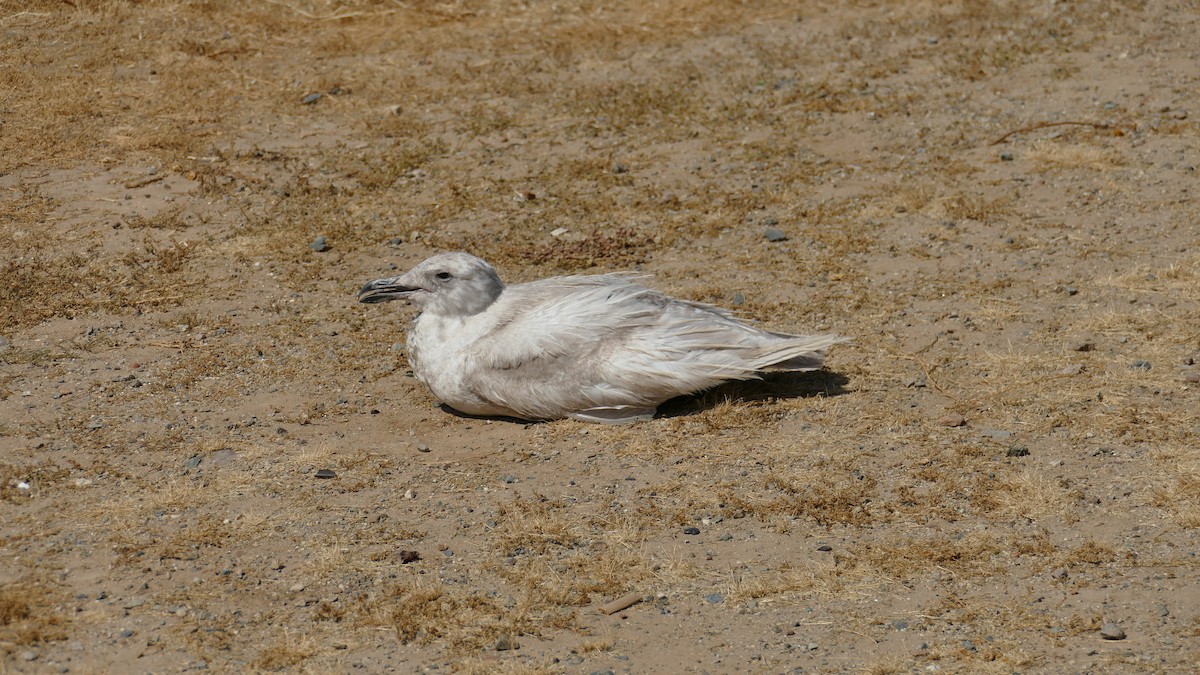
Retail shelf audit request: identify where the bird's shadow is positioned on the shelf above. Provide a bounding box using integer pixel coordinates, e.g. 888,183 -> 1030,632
656,369 -> 851,419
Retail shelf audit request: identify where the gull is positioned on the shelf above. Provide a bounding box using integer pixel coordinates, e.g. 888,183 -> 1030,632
359,252 -> 846,423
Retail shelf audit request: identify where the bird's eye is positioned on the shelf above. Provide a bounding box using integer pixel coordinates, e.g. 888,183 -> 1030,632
435,272 -> 452,281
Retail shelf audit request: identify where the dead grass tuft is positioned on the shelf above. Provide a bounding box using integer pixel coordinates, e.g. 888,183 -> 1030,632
1027,140 -> 1123,171
0,580 -> 69,649
1057,540 -> 1117,567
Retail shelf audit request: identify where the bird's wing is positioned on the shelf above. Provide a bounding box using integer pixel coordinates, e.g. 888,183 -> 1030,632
460,276 -> 766,419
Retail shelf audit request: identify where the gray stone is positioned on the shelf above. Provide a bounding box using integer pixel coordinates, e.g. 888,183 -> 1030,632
309,235 -> 330,252
705,593 -> 724,604
1100,622 -> 1126,640
764,227 -> 788,242
302,92 -> 322,104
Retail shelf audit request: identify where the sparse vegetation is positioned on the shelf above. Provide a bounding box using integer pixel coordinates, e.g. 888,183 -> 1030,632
1,0 -> 1197,672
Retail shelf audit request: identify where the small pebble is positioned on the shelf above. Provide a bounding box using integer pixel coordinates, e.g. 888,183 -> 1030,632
183,456 -> 202,469
1050,567 -> 1068,580
1183,371 -> 1200,383
1060,364 -> 1084,376
1072,340 -> 1095,352
611,162 -> 629,174
119,629 -> 135,638
19,650 -> 38,662
309,235 -> 330,252
1006,446 -> 1030,458
289,583 -> 306,593
892,619 -> 908,631
816,544 -> 833,552
999,152 -> 1014,161
938,413 -> 966,427
210,448 -> 237,466
717,533 -> 733,541
1131,360 -> 1151,370
763,227 -> 788,242
398,550 -> 420,564
314,469 -> 337,479
415,442 -> 431,453
301,92 -> 322,104
705,593 -> 724,604
683,526 -> 700,535
494,634 -> 519,651
1100,622 -> 1126,640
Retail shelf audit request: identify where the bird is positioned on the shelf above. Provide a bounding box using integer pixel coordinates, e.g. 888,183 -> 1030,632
358,252 -> 846,423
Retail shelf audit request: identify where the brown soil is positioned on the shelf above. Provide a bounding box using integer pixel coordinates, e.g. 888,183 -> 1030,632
2,1 -> 1198,673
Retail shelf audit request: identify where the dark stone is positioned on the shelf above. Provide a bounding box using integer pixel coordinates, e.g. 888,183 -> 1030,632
314,469 -> 337,479
683,526 -> 700,535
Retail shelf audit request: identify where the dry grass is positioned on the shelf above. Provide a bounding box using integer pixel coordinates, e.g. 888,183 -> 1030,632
0,580 -> 69,652
1,0 -> 1197,672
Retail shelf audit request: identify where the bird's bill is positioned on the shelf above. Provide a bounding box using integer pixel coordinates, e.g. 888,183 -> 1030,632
358,278 -> 418,304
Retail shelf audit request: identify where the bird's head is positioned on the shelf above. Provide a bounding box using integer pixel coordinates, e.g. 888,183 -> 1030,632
358,252 -> 505,317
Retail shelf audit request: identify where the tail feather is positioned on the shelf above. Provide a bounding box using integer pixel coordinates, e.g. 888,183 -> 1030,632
750,334 -> 849,372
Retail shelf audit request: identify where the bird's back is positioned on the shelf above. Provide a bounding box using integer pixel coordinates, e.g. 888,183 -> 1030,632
449,274 -> 837,422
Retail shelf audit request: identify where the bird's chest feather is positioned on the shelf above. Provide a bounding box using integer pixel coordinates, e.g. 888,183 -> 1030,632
406,313 -> 491,406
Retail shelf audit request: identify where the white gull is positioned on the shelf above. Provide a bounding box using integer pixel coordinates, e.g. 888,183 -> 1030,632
359,252 -> 846,423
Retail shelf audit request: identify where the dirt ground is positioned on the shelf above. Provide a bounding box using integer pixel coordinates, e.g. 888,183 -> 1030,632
2,1 -> 1198,672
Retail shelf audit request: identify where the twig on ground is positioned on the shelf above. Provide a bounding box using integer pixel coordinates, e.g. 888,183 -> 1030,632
597,592 -> 643,615
990,121 -> 1134,146
123,175 -> 165,190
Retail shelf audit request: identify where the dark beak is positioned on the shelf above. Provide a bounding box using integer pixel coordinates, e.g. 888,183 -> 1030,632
358,278 -> 417,304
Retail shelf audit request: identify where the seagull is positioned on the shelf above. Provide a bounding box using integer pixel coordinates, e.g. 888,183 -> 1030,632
359,252 -> 846,423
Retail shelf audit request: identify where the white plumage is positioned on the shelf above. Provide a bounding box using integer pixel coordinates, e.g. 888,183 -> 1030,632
359,252 -> 845,423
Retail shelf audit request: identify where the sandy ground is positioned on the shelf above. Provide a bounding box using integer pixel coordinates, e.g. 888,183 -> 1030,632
2,1 -> 1199,673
